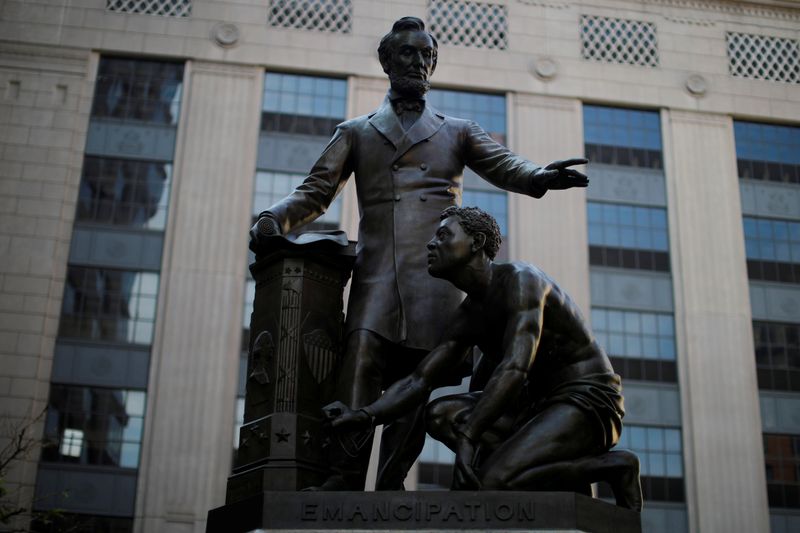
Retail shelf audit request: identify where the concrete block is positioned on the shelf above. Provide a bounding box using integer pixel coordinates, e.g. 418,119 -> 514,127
2,275 -> 50,296
0,125 -> 30,144
22,295 -> 48,314
4,145 -> 49,164
9,377 -> 37,398
0,331 -> 19,352
16,198 -> 64,218
0,313 -> 43,333
0,293 -> 24,312
22,163 -> 68,183
9,107 -> 55,129
0,161 -> 23,179
28,127 -> 73,149
16,333 -> 43,356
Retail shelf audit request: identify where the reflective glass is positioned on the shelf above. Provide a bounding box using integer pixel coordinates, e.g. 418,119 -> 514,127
77,157 -> 171,230
583,105 -> 661,150
743,216 -> 800,263
587,202 -> 670,252
617,425 -> 683,478
592,308 -> 676,360
41,385 -> 146,469
59,267 -> 159,345
92,58 -> 183,126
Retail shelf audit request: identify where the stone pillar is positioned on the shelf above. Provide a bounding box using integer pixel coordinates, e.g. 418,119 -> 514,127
508,93 -> 590,313
226,237 -> 355,500
0,42 -> 93,528
662,109 -> 769,533
134,61 -> 263,533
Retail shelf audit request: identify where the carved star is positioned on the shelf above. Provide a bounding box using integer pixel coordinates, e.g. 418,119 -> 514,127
275,428 -> 291,442
294,267 -> 301,273
302,430 -> 312,447
285,267 -> 292,274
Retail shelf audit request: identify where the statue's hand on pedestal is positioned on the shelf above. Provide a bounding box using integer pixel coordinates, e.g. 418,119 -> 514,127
322,401 -> 373,431
249,215 -> 282,252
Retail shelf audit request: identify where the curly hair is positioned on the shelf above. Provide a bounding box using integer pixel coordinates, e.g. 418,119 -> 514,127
440,206 -> 502,260
377,17 -> 438,75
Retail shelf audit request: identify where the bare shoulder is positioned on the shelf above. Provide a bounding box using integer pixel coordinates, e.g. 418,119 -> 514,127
493,262 -> 550,305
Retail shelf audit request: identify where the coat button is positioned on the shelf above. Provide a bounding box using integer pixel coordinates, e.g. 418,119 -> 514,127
394,194 -> 401,201
419,194 -> 427,201
392,164 -> 399,171
420,163 -> 428,170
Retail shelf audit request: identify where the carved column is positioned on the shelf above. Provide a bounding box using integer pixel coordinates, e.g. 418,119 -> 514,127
226,237 -> 356,501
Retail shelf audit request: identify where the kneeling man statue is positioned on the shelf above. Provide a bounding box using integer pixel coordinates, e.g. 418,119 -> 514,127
326,206 -> 642,511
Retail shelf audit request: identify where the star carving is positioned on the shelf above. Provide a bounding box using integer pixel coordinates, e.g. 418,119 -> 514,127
301,430 -> 312,447
275,428 -> 291,443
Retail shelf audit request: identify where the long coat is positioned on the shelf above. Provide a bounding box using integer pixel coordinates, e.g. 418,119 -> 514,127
264,96 -> 547,351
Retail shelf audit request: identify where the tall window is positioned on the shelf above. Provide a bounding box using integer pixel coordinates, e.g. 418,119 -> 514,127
737,121 -> 800,519
584,105 -> 685,529
35,58 -> 184,529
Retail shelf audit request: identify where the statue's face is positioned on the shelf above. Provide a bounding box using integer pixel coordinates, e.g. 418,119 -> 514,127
387,30 -> 436,97
427,217 -> 473,278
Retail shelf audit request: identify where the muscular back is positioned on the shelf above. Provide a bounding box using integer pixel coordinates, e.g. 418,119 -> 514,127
466,261 -> 613,395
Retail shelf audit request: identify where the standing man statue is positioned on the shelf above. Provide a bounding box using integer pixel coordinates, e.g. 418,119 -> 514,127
326,207 -> 641,511
250,16 -> 589,491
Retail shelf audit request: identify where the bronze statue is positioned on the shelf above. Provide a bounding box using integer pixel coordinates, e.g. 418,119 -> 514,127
326,207 -> 642,510
250,16 -> 589,491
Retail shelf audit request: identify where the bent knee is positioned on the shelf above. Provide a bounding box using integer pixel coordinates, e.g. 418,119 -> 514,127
425,397 -> 451,438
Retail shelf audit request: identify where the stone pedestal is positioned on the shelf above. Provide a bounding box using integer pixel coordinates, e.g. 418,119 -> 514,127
225,234 -> 356,502
207,491 -> 641,532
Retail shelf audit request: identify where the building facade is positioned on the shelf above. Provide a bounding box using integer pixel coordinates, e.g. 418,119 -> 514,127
1,0 -> 798,532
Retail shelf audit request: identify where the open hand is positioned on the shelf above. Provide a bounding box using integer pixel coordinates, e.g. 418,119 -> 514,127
533,158 -> 589,190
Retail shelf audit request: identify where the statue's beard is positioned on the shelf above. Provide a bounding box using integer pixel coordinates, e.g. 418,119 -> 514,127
389,74 -> 430,98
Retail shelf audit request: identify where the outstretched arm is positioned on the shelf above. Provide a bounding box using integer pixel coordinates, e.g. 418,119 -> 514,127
328,338 -> 472,431
462,121 -> 588,198
328,311 -> 474,431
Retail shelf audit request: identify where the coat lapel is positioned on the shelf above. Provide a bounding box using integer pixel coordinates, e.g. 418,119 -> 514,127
393,104 -> 445,163
368,98 -> 405,149
368,97 -> 446,163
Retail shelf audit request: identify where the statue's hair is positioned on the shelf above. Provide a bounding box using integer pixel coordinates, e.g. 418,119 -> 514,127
440,206 -> 502,260
377,17 -> 438,75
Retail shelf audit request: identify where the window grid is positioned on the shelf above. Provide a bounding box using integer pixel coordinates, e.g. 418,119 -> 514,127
743,217 -> 800,263
617,425 -> 682,478
591,308 -> 675,361
77,157 -> 171,230
764,433 -> 800,508
42,385 -> 146,469
727,32 -> 800,84
268,0 -> 352,34
583,105 -> 662,169
580,15 -> 659,68
107,0 -> 191,17
587,202 -> 669,251
735,121 -> 800,184
754,321 -> 800,392
92,58 -> 184,126
427,89 -> 506,142
583,105 -> 662,150
59,267 -> 159,345
261,73 -> 347,135
429,0 -> 509,51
